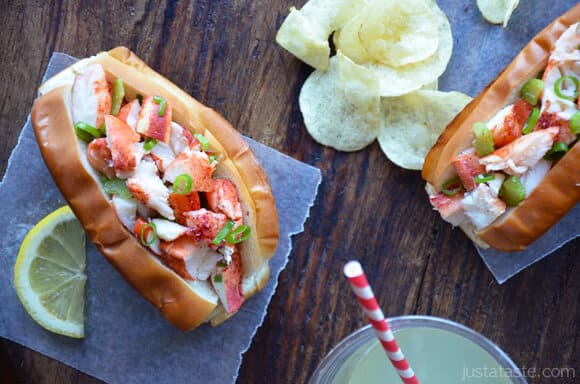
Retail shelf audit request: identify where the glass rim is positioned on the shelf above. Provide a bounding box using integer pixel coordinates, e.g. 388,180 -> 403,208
308,315 -> 527,384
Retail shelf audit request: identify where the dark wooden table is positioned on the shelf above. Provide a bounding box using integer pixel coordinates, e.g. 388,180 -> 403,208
1,1 -> 578,383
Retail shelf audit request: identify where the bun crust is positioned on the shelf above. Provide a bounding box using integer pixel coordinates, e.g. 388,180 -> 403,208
31,47 -> 279,329
422,4 -> 580,251
478,143 -> 580,251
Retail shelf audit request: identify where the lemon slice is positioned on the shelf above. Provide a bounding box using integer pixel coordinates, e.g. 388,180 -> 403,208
14,206 -> 86,338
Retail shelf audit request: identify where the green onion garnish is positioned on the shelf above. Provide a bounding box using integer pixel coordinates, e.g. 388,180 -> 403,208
144,138 -> 158,151
194,133 -> 210,151
543,141 -> 569,161
570,111 -> 580,135
212,221 -> 234,246
213,274 -> 223,283
75,128 -> 93,143
226,225 -> 251,244
441,176 -> 463,197
209,155 -> 216,164
499,176 -> 525,206
553,75 -> 579,101
99,122 -> 107,136
172,174 -> 193,194
111,78 -> 125,115
522,107 -> 540,134
153,96 -> 167,116
102,177 -> 133,199
140,222 -> 157,246
216,260 -> 227,268
472,122 -> 495,157
74,121 -> 102,142
474,173 -> 495,184
136,94 -> 143,105
520,78 -> 544,106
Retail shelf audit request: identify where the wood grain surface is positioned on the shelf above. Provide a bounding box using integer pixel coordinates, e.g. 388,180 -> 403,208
0,1 -> 578,383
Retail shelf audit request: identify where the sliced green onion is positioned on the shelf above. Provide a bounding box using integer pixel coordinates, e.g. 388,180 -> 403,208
194,133 -> 210,151
474,173 -> 495,184
472,122 -> 494,157
570,112 -> 580,135
75,128 -> 93,143
522,107 -> 540,134
543,141 -> 569,161
99,122 -> 107,136
213,274 -> 223,283
75,121 -> 102,142
144,138 -> 158,151
111,78 -> 125,115
441,176 -> 463,197
520,78 -> 544,106
153,95 -> 167,116
136,94 -> 143,105
216,260 -> 227,268
553,75 -> 579,101
102,177 -> 133,199
499,176 -> 525,206
209,155 -> 216,164
212,221 -> 235,246
140,222 -> 157,246
226,225 -> 251,244
172,174 -> 193,194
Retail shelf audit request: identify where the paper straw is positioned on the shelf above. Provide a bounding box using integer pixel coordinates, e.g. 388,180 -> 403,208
344,260 -> 419,384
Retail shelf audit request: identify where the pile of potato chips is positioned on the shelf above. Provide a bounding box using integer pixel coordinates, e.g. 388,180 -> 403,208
276,0 -> 472,170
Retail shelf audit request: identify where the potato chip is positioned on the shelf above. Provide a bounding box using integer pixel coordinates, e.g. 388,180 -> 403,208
334,0 -> 453,96
422,80 -> 439,90
337,52 -> 380,112
378,90 -> 472,170
370,2 -> 452,96
299,54 -> 380,151
501,0 -> 519,26
276,0 -> 366,70
358,0 -> 439,67
477,0 -> 520,27
275,7 -> 330,70
333,9 -> 371,64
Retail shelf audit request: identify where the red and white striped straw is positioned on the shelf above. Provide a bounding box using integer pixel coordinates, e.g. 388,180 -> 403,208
343,260 -> 419,384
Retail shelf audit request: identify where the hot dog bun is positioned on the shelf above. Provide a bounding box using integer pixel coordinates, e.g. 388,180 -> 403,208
31,47 -> 279,330
422,5 -> 580,252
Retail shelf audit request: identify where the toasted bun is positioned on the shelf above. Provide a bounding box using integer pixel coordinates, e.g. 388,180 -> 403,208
31,47 -> 279,330
422,4 -> 580,252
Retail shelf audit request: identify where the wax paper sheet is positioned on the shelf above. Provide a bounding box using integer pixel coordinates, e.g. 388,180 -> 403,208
0,53 -> 321,383
477,206 -> 579,284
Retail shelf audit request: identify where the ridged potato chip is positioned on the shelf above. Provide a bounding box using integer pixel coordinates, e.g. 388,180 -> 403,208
299,53 -> 380,151
477,0 -> 520,27
358,0 -> 439,67
378,90 -> 472,170
276,0 -> 366,70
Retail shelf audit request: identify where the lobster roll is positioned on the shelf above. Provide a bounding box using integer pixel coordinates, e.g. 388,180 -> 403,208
422,5 -> 580,252
31,47 -> 279,330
